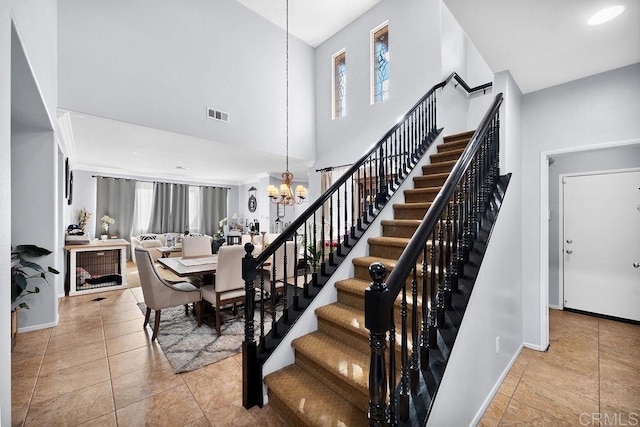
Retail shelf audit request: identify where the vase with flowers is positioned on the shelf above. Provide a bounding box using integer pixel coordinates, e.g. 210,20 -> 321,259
77,208 -> 92,234
101,215 -> 115,239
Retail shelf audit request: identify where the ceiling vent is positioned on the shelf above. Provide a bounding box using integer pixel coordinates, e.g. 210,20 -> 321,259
207,107 -> 229,123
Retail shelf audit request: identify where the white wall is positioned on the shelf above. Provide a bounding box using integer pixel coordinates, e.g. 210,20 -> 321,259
429,69 -> 524,425
548,144 -> 640,307
313,0 -> 442,172
2,0 -> 58,423
521,63 -> 640,347
0,3 -> 11,423
57,0 -> 315,162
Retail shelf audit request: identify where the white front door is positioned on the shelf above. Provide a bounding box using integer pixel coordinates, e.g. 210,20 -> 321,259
563,170 -> 640,322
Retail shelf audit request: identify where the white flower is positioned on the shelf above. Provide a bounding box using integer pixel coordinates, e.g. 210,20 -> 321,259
101,215 -> 115,225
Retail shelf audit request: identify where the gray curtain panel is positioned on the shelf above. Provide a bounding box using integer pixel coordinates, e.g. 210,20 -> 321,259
95,177 -> 136,258
201,186 -> 228,236
149,182 -> 190,233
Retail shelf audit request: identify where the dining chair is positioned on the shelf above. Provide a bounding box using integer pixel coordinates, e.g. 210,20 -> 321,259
182,235 -> 213,258
199,245 -> 247,336
134,247 -> 202,341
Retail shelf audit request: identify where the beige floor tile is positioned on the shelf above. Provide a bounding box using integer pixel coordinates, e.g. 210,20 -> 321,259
51,316 -> 103,337
180,354 -> 240,384
103,317 -> 145,339
509,348 -> 532,376
39,340 -> 107,376
99,300 -> 141,317
185,416 -> 213,427
512,378 -> 598,425
25,381 -> 114,426
46,326 -> 105,353
108,343 -> 171,379
599,405 -> 640,427
111,365 -> 185,409
204,399 -> 262,427
247,402 -> 288,427
12,403 -> 29,427
479,392 -> 509,426
101,306 -> 144,326
12,353 -> 43,380
77,411 -> 118,427
105,329 -> 151,356
520,357 -> 598,401
185,364 -> 243,413
497,370 -> 521,398
600,377 -> 640,415
129,286 -> 144,303
500,399 -> 573,426
31,358 -> 111,405
11,374 -> 38,411
115,383 -> 204,426
12,328 -> 52,357
98,289 -> 138,305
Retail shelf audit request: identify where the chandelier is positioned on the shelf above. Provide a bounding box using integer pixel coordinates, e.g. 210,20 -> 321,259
266,0 -> 307,206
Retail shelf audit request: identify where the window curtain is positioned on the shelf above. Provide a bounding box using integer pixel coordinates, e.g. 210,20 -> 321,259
200,186 -> 228,236
149,182 -> 190,233
131,181 -> 154,236
95,177 -> 136,258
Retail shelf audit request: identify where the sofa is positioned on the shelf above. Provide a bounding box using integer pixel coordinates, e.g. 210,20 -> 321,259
130,233 -> 213,264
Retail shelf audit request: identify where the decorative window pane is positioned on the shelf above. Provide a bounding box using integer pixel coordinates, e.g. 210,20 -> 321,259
372,23 -> 389,103
333,50 -> 347,118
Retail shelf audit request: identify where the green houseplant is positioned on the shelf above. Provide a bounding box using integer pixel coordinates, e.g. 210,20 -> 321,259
11,244 -> 60,310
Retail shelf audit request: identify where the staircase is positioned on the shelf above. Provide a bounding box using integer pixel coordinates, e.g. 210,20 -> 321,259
264,130 -> 475,425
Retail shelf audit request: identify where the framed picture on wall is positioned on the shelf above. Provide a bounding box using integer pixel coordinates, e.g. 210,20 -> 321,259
64,158 -> 69,199
277,204 -> 285,218
67,171 -> 73,205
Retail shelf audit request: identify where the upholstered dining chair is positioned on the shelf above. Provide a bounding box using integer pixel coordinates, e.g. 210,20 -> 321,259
134,247 -> 202,341
199,245 -> 247,336
182,235 -> 213,258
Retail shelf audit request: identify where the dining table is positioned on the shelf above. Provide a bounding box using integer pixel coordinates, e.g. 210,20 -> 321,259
157,255 -> 218,285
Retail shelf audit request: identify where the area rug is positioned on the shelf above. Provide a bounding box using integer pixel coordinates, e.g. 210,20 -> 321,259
137,302 -> 274,373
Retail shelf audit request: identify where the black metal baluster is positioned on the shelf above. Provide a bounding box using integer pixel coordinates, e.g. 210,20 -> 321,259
428,228 -> 437,347
410,267 -> 419,395
282,242 -> 288,323
420,244 -> 429,366
293,232 -> 300,311
436,215 -> 445,328
399,272 -> 409,422
388,313 -> 396,425
451,188 -> 459,294
303,222 -> 309,298
443,202 -> 452,311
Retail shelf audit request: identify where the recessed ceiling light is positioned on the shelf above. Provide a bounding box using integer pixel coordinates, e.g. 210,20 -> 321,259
588,5 -> 625,26
175,166 -> 189,170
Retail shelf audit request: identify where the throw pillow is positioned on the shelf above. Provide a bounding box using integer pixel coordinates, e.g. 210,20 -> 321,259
141,240 -> 163,248
139,234 -> 157,241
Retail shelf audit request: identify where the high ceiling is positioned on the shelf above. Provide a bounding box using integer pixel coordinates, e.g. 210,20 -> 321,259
63,0 -> 639,185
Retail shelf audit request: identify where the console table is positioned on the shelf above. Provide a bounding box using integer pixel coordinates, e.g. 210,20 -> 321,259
64,239 -> 129,296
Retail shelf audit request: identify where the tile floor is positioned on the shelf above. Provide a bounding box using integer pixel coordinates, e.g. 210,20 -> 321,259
11,287 -> 286,426
480,309 -> 640,426
12,290 -> 639,426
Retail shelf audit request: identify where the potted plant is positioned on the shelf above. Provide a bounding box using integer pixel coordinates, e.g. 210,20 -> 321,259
11,244 -> 60,350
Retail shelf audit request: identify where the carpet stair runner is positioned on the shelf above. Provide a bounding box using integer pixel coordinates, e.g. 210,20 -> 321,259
264,131 -> 475,425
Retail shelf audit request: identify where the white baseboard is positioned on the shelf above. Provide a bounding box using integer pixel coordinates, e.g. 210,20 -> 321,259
523,341 -> 547,352
549,304 -> 561,310
470,343 -> 524,426
19,319 -> 58,334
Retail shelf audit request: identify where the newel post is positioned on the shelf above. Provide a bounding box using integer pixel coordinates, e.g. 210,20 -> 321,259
242,243 -> 261,408
365,262 -> 391,426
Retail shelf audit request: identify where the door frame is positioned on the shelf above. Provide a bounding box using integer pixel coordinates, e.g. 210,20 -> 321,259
540,137 -> 640,351
557,167 -> 640,311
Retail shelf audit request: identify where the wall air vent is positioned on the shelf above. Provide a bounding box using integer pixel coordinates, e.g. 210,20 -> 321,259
207,107 -> 229,123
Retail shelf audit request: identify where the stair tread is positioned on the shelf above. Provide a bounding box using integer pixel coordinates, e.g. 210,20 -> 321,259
393,202 -> 432,208
368,236 -> 410,247
443,130 -> 474,142
381,219 -> 422,226
292,331 -> 370,393
264,364 -> 367,426
316,303 -> 368,339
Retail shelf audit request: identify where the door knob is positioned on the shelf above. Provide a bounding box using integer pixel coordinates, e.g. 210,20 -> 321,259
634,262 -> 640,268
566,249 -> 573,254
566,239 -> 573,244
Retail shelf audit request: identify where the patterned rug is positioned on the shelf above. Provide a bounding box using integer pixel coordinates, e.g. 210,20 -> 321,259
137,302 -> 271,373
